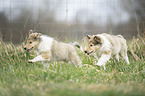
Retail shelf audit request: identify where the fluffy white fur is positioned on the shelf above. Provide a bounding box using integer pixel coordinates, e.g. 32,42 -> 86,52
38,35 -> 54,52
85,33 -> 129,69
25,34 -> 82,67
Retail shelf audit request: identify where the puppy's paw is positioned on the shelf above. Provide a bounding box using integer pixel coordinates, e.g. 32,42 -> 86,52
94,63 -> 101,66
28,60 -> 34,63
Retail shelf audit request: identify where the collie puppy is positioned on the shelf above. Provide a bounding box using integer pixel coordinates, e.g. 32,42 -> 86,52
24,30 -> 82,67
84,33 -> 129,69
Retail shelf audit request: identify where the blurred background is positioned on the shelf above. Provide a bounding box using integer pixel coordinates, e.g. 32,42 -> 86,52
0,0 -> 145,44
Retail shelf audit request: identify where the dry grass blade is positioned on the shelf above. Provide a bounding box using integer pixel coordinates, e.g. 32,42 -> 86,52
128,33 -> 145,61
129,37 -> 140,61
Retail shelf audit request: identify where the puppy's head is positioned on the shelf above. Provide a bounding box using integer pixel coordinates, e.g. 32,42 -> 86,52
84,35 -> 103,55
24,30 -> 42,52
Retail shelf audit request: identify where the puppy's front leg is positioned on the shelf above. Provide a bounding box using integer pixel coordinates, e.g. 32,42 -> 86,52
28,55 -> 46,63
95,53 -> 111,69
28,51 -> 51,63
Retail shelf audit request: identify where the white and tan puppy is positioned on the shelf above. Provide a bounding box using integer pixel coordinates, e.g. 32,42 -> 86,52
24,30 -> 82,67
84,33 -> 129,69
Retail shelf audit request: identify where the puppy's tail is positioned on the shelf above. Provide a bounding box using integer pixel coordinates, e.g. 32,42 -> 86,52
117,35 -> 124,38
71,42 -> 83,52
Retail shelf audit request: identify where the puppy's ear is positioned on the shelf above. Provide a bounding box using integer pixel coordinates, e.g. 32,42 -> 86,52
94,36 -> 101,44
34,33 -> 42,40
29,29 -> 33,36
87,35 -> 91,39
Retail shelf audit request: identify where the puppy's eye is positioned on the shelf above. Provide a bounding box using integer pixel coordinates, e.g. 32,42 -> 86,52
29,41 -> 32,44
90,44 -> 93,47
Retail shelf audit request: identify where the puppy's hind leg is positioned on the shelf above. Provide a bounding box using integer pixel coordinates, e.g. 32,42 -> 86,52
71,59 -> 82,67
120,49 -> 129,64
69,55 -> 82,67
124,55 -> 129,64
115,54 -> 120,63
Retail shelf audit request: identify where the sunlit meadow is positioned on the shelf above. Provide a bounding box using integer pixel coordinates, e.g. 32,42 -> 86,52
0,35 -> 145,96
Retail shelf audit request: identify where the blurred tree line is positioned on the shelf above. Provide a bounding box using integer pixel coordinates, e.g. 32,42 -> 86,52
0,0 -> 145,44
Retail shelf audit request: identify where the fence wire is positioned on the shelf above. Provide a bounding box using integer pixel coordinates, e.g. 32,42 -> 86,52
0,0 -> 145,44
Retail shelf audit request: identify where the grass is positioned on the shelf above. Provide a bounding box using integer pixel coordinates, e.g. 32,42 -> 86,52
0,39 -> 145,96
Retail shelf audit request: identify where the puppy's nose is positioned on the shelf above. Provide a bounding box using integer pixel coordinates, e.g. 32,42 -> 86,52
84,50 -> 87,53
24,47 -> 27,50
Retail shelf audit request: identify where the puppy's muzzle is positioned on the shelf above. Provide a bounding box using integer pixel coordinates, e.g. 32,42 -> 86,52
84,50 -> 93,55
24,47 -> 33,52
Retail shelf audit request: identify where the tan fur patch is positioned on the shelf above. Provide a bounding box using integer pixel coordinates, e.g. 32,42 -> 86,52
41,51 -> 51,60
104,50 -> 111,55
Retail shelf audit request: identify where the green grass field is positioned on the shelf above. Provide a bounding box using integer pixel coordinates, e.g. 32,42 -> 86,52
0,39 -> 145,96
